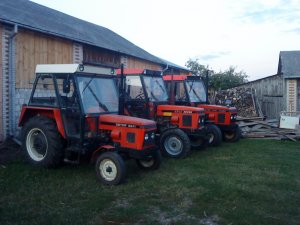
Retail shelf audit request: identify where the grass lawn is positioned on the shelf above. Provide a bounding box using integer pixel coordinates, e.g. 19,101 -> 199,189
0,139 -> 299,225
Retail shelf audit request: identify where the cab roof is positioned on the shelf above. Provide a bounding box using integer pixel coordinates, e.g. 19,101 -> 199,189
116,68 -> 162,76
35,64 -> 116,75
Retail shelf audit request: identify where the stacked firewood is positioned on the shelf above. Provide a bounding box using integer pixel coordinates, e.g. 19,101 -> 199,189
238,117 -> 300,141
213,87 -> 262,118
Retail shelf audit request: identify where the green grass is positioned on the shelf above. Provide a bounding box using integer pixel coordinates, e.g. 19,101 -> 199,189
0,139 -> 299,225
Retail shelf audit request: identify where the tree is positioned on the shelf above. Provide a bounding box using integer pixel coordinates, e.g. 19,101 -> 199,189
185,59 -> 248,90
185,59 -> 208,78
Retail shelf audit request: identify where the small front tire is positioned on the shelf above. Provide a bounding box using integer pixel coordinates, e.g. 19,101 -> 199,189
159,128 -> 191,158
207,124 -> 222,146
95,152 -> 126,185
136,150 -> 162,170
223,126 -> 242,142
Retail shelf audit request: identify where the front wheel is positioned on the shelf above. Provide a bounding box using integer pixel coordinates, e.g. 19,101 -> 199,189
189,136 -> 208,150
207,124 -> 222,146
95,152 -> 126,185
136,150 -> 162,170
159,128 -> 191,158
223,126 -> 242,142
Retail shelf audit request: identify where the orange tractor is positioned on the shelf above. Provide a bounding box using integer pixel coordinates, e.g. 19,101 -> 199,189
163,75 -> 241,143
19,64 -> 161,185
117,68 -> 210,158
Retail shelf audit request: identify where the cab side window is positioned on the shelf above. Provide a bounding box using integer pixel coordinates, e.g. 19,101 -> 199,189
56,76 -> 78,108
125,76 -> 145,100
175,82 -> 186,101
30,75 -> 57,106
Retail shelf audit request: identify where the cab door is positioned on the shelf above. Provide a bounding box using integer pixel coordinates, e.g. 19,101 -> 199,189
56,75 -> 81,139
124,75 -> 150,119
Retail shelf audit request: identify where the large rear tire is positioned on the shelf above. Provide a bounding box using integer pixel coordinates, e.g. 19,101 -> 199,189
223,126 -> 242,142
21,116 -> 64,168
136,150 -> 162,170
95,152 -> 126,185
207,124 -> 222,146
159,128 -> 191,158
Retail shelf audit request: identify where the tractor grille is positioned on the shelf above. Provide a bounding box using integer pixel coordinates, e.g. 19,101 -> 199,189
183,115 -> 192,127
218,114 -> 225,123
127,132 -> 135,143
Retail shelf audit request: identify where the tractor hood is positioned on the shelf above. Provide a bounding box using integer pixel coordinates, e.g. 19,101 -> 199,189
99,114 -> 156,128
157,105 -> 204,114
198,104 -> 237,113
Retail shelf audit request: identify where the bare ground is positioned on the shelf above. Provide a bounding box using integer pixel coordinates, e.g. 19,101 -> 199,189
0,139 -> 22,165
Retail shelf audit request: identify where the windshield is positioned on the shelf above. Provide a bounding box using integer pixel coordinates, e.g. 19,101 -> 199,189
185,80 -> 207,103
77,76 -> 119,113
143,76 -> 169,102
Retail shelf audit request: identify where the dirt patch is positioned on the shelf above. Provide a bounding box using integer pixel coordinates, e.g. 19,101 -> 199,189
0,139 -> 22,165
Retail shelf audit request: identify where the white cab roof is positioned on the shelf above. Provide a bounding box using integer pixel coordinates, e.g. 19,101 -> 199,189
35,64 -> 116,75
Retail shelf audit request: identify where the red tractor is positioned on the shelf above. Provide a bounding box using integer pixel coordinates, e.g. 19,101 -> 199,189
117,68 -> 210,158
163,75 -> 241,142
19,64 -> 161,185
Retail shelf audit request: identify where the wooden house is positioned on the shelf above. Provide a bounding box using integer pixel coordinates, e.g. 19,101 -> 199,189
0,0 -> 189,141
231,51 -> 300,119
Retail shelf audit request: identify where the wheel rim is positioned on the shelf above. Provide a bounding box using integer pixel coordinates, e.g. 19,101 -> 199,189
164,136 -> 183,156
208,133 -> 215,144
26,128 -> 48,161
224,132 -> 235,140
99,159 -> 117,181
139,158 -> 154,168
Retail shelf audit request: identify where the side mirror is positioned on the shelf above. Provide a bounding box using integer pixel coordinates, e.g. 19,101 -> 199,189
63,79 -> 70,93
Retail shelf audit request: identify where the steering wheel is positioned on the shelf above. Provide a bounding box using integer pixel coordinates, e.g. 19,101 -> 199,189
135,93 -> 144,100
177,95 -> 187,101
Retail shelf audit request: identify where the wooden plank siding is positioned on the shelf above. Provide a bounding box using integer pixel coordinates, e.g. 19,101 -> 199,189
126,56 -> 162,70
15,29 -> 73,88
238,74 -> 285,119
83,45 -> 121,68
0,23 -> 3,141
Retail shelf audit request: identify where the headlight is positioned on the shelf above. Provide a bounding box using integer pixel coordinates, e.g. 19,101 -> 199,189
151,132 -> 155,139
145,133 -> 149,140
199,117 -> 205,124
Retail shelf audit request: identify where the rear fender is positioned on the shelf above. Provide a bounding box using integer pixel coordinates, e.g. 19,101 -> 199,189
90,145 -> 116,164
18,106 -> 66,139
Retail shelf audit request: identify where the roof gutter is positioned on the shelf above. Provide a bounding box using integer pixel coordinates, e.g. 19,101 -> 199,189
9,24 -> 18,137
162,63 -> 169,74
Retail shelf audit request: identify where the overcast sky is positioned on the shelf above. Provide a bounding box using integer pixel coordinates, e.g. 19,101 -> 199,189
31,0 -> 300,80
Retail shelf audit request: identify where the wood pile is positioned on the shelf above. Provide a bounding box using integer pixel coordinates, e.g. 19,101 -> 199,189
238,117 -> 300,141
214,87 -> 263,118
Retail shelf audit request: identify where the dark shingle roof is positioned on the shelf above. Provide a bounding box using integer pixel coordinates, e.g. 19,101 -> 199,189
278,51 -> 300,78
0,0 -> 188,71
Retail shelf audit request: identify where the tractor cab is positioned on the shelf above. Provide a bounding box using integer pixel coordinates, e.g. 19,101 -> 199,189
164,75 -> 207,105
21,64 -> 119,144
119,69 -> 169,119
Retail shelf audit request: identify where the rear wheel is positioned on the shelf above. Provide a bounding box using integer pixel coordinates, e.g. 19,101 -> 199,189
136,150 -> 162,170
159,128 -> 191,158
223,126 -> 242,142
22,116 -> 64,168
95,152 -> 126,185
207,124 -> 222,146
